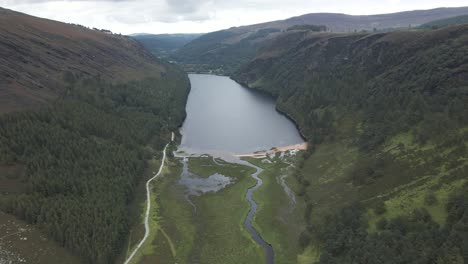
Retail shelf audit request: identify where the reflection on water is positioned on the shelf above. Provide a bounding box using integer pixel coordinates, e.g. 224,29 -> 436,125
179,74 -> 304,154
178,158 -> 233,196
177,74 -> 288,263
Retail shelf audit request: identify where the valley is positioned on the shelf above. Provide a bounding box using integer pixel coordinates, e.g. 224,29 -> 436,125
232,21 -> 468,263
173,7 -> 468,74
122,149 -> 305,264
0,7 -> 190,264
0,3 -> 468,264
118,74 -> 308,263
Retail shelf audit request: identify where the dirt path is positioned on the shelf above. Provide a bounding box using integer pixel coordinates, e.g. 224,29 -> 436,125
124,141 -> 170,264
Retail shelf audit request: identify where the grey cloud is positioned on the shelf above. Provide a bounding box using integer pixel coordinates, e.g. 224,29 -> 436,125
103,0 -> 211,24
2,0 -> 129,3
165,0 -> 205,14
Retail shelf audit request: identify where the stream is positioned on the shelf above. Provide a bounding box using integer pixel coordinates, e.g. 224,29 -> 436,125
175,153 -> 275,264
176,74 -> 305,264
241,161 -> 275,264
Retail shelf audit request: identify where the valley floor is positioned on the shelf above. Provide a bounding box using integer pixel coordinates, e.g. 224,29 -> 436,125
122,148 -> 306,264
121,126 -> 468,264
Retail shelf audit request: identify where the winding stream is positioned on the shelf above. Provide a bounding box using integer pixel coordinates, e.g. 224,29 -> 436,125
177,74 -> 304,263
242,162 -> 275,264
175,151 -> 276,263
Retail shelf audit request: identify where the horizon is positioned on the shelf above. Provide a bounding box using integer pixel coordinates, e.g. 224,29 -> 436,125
1,1 -> 468,34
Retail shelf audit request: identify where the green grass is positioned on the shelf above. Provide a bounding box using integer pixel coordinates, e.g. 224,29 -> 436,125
298,246 -> 320,264
187,156 -> 251,178
126,125 -> 468,264
122,158 -> 183,264
300,141 -> 359,221
139,158 -> 195,264
189,162 -> 264,263
367,175 -> 467,232
366,167 -> 468,232
283,124 -> 467,261
233,23 -> 468,261
129,156 -> 265,263
364,128 -> 468,231
244,156 -> 307,264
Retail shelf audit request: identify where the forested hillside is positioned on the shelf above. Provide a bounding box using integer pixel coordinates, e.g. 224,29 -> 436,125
131,33 -> 203,58
174,27 -> 284,74
233,25 -> 468,262
0,8 -> 190,264
174,7 -> 468,74
420,14 -> 468,29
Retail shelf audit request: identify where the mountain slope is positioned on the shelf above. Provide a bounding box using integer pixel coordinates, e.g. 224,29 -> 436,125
244,6 -> 468,32
131,33 -> 203,58
420,14 -> 468,29
0,7 -> 165,113
175,6 -> 468,74
0,8 -> 190,264
233,25 -> 468,261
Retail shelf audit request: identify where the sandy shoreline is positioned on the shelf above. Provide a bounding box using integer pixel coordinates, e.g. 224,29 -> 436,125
236,142 -> 308,158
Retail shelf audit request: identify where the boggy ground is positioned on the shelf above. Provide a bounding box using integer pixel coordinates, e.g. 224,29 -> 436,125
244,155 -> 306,264
123,150 -> 305,264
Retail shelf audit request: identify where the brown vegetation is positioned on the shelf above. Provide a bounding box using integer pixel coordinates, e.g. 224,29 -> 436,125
0,7 -> 164,113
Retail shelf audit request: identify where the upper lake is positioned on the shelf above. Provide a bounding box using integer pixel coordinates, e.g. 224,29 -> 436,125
179,74 -> 304,154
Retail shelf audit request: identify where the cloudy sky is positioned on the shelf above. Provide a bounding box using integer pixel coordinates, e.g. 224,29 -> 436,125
1,0 -> 467,34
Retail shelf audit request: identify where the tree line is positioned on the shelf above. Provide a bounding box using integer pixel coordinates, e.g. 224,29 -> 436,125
0,67 -> 189,263
317,187 -> 468,264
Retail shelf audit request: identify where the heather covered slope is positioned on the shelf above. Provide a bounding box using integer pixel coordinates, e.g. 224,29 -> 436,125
249,6 -> 468,32
174,6 -> 468,74
0,7 -> 164,113
0,8 -> 190,264
233,25 -> 468,262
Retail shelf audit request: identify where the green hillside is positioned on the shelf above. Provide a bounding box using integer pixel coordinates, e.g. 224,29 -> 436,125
420,14 -> 468,29
131,33 -> 203,58
175,7 -> 468,74
0,8 -> 190,264
173,28 -> 283,74
233,25 -> 468,262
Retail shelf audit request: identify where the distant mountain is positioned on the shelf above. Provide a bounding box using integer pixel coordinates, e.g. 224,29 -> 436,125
235,6 -> 468,32
128,33 -> 151,36
175,6 -> 468,73
420,14 -> 468,29
131,33 -> 203,58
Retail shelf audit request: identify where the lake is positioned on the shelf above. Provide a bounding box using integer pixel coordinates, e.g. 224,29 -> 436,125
179,74 -> 304,154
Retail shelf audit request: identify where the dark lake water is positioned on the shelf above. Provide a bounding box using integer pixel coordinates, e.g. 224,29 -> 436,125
179,74 -> 304,154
